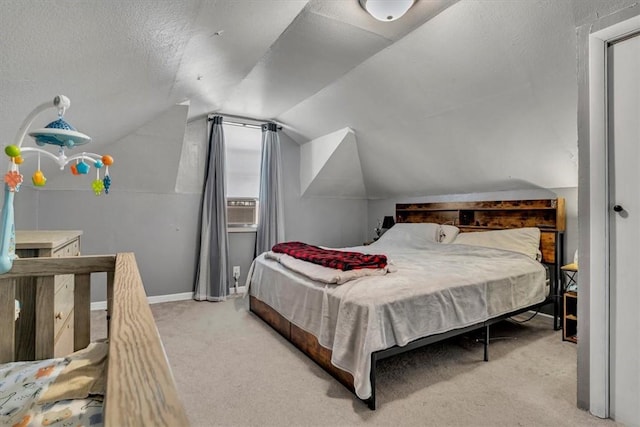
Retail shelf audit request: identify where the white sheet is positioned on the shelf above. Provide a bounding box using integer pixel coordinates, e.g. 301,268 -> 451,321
248,240 -> 546,400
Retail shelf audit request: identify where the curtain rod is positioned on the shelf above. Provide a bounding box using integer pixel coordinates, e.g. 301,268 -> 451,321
207,112 -> 282,130
222,121 -> 262,130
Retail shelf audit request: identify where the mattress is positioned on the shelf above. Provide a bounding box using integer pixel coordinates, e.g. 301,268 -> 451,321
248,239 -> 547,400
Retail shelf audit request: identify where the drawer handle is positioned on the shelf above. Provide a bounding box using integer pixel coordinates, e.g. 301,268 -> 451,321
55,312 -> 63,320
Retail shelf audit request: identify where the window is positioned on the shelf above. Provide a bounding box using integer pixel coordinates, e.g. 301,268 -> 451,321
225,124 -> 261,228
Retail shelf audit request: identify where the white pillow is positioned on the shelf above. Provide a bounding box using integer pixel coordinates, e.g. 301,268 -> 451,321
439,225 -> 460,243
376,223 -> 441,248
452,227 -> 541,260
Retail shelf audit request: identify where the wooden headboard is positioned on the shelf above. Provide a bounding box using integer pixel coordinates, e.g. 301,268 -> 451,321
395,198 -> 565,265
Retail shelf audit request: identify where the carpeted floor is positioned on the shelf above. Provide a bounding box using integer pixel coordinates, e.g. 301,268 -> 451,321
92,298 -> 619,427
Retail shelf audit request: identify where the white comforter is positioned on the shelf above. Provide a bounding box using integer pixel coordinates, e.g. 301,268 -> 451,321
248,239 -> 546,400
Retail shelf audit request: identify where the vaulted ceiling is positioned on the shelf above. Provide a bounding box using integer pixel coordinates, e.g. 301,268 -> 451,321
1,0 -> 635,198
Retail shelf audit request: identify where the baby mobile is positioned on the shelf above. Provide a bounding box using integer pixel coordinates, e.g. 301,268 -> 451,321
4,102 -> 114,195
0,95 -> 114,273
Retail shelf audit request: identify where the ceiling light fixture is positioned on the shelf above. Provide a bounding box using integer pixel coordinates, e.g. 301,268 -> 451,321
359,0 -> 415,22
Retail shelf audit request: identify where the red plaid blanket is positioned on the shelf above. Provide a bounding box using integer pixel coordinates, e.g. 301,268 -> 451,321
271,241 -> 387,271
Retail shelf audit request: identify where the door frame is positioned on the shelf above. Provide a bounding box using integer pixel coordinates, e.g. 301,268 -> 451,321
583,9 -> 640,418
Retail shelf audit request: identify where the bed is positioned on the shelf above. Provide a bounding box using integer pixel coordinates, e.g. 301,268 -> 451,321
0,253 -> 189,426
248,198 -> 565,410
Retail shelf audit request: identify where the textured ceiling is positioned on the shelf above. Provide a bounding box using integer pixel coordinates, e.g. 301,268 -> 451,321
0,0 -> 636,198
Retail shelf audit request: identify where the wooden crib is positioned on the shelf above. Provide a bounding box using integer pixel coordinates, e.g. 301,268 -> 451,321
0,253 -> 189,426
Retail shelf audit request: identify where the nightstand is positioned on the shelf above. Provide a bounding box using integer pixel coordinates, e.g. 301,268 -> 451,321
561,263 -> 578,343
563,291 -> 577,343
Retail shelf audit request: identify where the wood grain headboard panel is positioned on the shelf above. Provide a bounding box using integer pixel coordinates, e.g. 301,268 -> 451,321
395,198 -> 565,264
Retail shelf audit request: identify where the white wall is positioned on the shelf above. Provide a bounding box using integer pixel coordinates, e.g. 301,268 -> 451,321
281,132 -> 368,247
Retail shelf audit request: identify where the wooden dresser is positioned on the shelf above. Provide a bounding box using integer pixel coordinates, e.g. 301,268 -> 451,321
14,230 -> 82,360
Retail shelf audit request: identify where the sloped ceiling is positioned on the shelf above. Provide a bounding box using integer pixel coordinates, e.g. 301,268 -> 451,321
0,0 -> 636,199
301,128 -> 366,198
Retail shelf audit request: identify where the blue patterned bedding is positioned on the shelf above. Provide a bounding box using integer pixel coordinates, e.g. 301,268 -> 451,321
0,357 -> 103,427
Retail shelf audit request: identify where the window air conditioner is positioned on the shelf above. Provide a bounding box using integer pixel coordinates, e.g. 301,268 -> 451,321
227,199 -> 258,227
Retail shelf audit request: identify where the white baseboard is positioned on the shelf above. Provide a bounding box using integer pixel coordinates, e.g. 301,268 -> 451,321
147,292 -> 195,305
90,291 -> 194,311
90,288 -> 247,310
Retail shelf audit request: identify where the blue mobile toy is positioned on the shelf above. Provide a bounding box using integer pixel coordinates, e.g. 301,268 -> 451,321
0,96 -> 114,273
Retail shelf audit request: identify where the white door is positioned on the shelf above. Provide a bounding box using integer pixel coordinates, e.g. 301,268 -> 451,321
608,33 -> 640,425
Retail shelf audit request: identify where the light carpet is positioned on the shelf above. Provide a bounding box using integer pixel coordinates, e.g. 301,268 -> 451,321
91,299 -> 619,427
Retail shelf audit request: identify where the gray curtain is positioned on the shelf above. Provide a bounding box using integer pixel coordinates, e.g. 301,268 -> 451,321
194,116 -> 229,301
255,123 -> 285,256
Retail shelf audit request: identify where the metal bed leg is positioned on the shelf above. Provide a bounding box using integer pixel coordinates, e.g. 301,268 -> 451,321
484,324 -> 489,362
554,296 -> 561,330
553,266 -> 561,330
367,353 -> 377,410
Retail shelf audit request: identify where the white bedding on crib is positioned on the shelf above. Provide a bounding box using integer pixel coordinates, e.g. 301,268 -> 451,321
248,238 -> 546,400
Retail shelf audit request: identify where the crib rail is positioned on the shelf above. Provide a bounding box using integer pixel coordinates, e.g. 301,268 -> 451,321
104,252 -> 190,426
0,252 -> 189,426
0,255 -> 116,362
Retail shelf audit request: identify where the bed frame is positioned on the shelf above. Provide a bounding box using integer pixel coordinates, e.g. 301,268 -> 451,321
395,198 -> 566,329
250,198 -> 565,410
0,253 -> 189,426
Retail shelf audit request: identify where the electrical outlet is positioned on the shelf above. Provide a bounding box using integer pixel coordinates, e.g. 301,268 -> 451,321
233,266 -> 240,279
